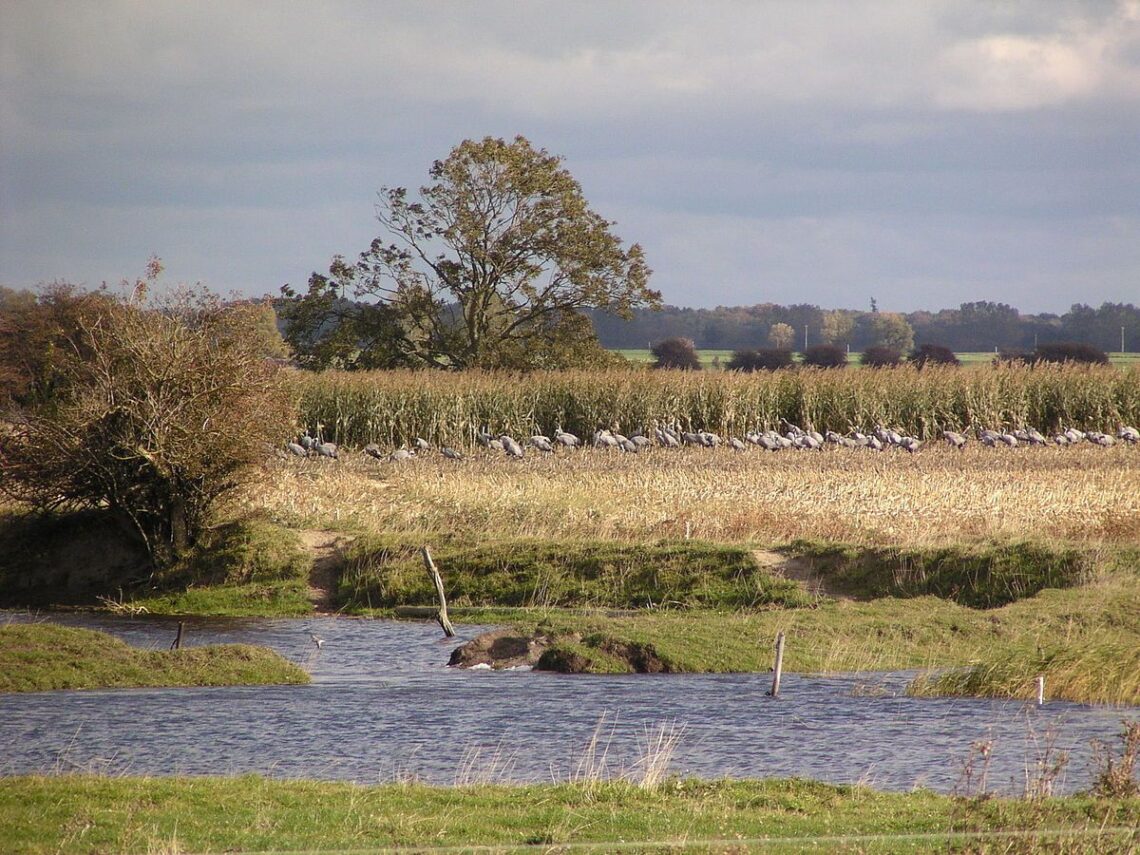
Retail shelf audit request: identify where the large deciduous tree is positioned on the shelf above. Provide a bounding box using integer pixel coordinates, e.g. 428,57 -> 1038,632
281,136 -> 659,369
0,265 -> 295,567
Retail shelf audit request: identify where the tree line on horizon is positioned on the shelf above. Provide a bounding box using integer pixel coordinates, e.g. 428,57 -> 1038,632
585,300 -> 1139,355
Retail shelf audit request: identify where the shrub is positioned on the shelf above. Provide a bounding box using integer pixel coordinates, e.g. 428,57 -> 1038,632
726,348 -> 793,372
994,349 -> 1032,365
1032,342 -> 1110,365
910,344 -> 960,368
651,337 -> 701,370
0,270 -> 296,567
801,344 -> 848,368
861,346 -> 903,368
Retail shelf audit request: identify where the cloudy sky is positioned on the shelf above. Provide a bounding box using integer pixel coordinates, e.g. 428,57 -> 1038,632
2,1 -> 1138,313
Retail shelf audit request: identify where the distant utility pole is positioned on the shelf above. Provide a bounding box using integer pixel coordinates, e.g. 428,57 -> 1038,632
1124,326 -> 1127,354
804,325 -> 808,351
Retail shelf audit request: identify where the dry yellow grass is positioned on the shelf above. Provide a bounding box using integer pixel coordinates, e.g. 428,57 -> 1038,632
239,443 -> 1140,548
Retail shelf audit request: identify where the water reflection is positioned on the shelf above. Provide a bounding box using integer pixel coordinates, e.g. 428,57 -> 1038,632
0,611 -> 1127,793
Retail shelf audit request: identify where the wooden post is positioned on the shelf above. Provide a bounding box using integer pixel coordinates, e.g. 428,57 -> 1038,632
421,546 -> 455,637
170,620 -> 184,650
1036,675 -> 1045,706
768,631 -> 785,697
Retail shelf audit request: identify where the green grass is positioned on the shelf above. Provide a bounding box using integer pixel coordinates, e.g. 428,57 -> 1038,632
0,511 -> 315,616
0,624 -> 309,692
342,538 -> 1104,613
123,578 -> 314,617
786,540 -> 1099,609
413,567 -> 1140,703
342,537 -> 812,611
0,775 -> 1136,854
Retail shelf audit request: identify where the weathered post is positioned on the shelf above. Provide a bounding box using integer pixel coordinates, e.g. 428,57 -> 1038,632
1036,675 -> 1045,706
170,620 -> 184,650
768,631 -> 786,697
421,546 -> 455,637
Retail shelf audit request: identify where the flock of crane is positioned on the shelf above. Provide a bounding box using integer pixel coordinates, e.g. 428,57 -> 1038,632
285,422 -> 1140,462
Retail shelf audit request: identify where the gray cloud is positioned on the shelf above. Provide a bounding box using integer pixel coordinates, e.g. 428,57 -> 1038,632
2,1 -> 1138,312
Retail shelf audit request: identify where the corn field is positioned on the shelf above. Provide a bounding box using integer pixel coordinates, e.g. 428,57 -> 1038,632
287,364 -> 1140,448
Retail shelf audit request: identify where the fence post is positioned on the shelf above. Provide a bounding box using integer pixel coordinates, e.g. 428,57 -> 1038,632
768,632 -> 786,697
1036,675 -> 1045,706
170,620 -> 184,651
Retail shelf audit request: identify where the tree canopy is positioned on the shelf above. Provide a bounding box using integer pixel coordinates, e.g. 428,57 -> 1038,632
281,136 -> 658,370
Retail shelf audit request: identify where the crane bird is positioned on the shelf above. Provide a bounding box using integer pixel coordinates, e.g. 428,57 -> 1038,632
441,446 -> 464,460
529,435 -> 554,453
286,441 -> 307,457
363,443 -> 385,460
942,430 -> 967,450
554,428 -> 580,448
594,429 -> 619,449
500,435 -> 525,458
310,633 -> 324,650
413,437 -> 431,452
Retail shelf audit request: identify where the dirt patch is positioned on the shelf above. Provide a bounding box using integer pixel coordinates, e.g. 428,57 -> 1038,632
449,629 -> 551,669
299,530 -> 354,612
752,549 -> 851,600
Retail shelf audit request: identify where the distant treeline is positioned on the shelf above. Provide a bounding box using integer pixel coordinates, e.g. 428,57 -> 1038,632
585,301 -> 1140,353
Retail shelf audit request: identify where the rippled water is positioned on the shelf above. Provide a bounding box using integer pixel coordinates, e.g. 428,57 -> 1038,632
0,612 -> 1129,793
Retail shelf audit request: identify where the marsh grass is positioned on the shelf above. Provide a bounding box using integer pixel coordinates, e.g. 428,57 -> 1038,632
0,623 -> 309,692
1092,720 -> 1140,798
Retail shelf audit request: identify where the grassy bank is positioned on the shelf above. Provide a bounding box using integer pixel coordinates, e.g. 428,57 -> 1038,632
1,774 -> 1137,854
341,537 -> 1108,612
0,512 -> 314,616
0,624 -> 308,692
334,533 -> 1139,704
433,575 -> 1140,703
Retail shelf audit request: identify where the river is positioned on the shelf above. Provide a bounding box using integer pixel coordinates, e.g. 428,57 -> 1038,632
0,612 -> 1129,794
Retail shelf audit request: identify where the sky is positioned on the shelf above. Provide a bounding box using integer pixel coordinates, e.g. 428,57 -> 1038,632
2,1 -> 1139,314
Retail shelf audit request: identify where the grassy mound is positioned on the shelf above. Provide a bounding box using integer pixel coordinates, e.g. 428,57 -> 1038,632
342,537 -> 812,610
343,537 -> 1107,613
0,624 -> 309,692
787,540 -> 1099,608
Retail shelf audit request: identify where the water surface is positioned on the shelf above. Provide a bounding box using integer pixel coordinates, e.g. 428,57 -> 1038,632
0,612 -> 1126,794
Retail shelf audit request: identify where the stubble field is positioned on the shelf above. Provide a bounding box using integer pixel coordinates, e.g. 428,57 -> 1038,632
243,442 -> 1140,549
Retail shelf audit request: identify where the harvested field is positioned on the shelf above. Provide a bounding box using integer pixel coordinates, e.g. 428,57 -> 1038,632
241,442 -> 1140,548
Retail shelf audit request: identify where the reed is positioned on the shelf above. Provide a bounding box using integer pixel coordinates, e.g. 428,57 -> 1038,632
286,364 -> 1140,448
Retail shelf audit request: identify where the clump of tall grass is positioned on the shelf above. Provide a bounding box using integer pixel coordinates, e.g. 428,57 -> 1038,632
287,364 -> 1140,448
907,635 -> 1140,706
